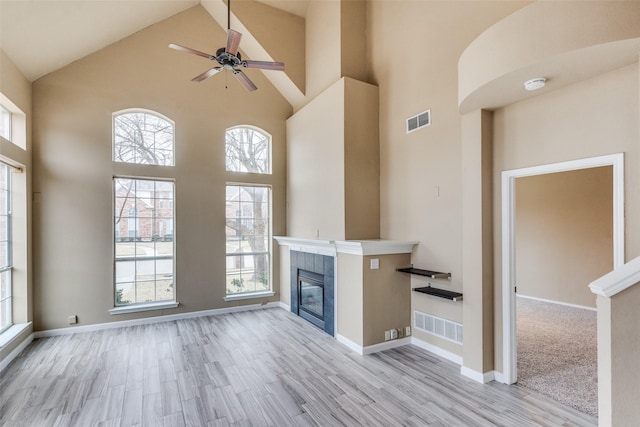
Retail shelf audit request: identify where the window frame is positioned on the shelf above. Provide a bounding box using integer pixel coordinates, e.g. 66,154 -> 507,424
0,104 -> 11,142
0,162 -> 12,334
112,176 -> 176,310
224,183 -> 273,299
112,109 -> 175,166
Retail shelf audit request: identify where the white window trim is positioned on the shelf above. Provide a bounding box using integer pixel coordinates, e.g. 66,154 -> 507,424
109,301 -> 179,315
0,322 -> 32,348
224,291 -> 275,302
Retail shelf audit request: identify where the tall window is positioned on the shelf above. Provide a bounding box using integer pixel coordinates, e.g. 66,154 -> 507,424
114,178 -> 175,306
0,163 -> 11,332
0,104 -> 10,141
113,110 -> 174,166
225,185 -> 271,295
225,126 -> 271,174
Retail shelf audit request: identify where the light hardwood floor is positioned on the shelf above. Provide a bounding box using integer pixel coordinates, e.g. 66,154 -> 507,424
1,308 -> 597,426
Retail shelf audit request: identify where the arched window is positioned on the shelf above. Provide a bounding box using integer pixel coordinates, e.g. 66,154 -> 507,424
225,126 -> 271,174
113,110 -> 174,166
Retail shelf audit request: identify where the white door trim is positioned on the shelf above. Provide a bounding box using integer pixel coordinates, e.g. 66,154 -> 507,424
501,153 -> 624,385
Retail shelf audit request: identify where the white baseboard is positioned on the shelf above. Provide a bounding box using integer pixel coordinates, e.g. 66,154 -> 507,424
336,334 -> 411,355
410,336 -> 463,366
516,294 -> 597,311
278,301 -> 291,312
34,301 -> 284,339
0,332 -> 34,373
460,366 -> 495,383
336,334 -> 364,354
493,371 -> 506,384
363,337 -> 411,354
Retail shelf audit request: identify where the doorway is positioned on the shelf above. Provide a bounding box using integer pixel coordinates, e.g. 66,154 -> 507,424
501,153 -> 624,385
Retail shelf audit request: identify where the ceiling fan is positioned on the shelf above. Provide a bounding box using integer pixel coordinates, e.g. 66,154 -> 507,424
168,0 -> 284,92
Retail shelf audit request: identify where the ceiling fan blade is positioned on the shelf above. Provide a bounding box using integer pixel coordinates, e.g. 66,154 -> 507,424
168,43 -> 214,59
233,69 -> 257,92
226,29 -> 242,56
242,60 -> 285,71
192,67 -> 222,82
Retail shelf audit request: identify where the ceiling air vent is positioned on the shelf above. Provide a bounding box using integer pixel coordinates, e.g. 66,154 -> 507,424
406,109 -> 431,134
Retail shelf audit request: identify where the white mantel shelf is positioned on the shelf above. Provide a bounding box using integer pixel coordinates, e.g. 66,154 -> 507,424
274,237 -> 418,256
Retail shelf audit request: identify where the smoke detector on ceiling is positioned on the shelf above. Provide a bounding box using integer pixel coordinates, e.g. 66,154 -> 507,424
524,78 -> 546,91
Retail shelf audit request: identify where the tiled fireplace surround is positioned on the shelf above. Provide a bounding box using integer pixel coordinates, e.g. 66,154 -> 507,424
275,237 -> 418,353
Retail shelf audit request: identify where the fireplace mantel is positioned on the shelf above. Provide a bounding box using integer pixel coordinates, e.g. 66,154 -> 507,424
274,237 -> 418,256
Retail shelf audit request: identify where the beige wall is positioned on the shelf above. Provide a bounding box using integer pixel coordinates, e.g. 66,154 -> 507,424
368,0 -> 526,354
516,167 -> 613,308
337,252 -> 363,345
287,79 -> 345,240
362,253 -> 411,347
493,63 -> 640,372
31,6 -> 291,331
279,245 -> 290,307
609,283 -> 640,425
0,49 -> 33,362
305,0 -> 341,100
286,77 -> 379,241
337,252 -> 411,347
597,281 -> 640,426
232,0 -> 305,93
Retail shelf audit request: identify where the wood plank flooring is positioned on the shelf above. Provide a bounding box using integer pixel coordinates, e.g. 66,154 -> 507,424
1,308 -> 597,426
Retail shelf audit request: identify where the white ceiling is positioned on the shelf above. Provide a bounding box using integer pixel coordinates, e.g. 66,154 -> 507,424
0,0 -> 308,82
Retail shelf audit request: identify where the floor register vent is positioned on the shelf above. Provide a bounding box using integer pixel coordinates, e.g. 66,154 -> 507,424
414,311 -> 463,345
406,109 -> 431,133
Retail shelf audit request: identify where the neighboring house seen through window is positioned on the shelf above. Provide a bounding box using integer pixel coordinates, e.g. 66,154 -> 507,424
112,108 -> 176,311
225,184 -> 271,296
114,177 -> 175,306
224,125 -> 273,298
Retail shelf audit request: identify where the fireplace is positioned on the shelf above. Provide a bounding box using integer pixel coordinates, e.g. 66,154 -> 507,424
290,250 -> 334,336
298,270 -> 325,329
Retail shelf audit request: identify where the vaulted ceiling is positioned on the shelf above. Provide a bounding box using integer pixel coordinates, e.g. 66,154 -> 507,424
0,0 -> 308,83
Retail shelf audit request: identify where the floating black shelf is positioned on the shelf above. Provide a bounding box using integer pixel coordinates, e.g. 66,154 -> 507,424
396,267 -> 451,279
413,286 -> 463,302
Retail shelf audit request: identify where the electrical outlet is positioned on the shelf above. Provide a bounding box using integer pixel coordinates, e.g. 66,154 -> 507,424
370,258 -> 379,270
68,315 -> 77,325
384,330 -> 391,341
390,329 -> 398,340
405,326 -> 411,336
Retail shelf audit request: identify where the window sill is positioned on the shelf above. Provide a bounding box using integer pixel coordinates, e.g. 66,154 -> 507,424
224,291 -> 275,302
0,322 -> 32,348
109,301 -> 179,315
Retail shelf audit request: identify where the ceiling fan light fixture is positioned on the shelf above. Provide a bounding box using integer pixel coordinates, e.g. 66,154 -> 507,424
167,0 -> 285,92
524,77 -> 546,91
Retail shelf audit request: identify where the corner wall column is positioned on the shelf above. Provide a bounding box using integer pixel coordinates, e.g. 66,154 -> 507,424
460,109 -> 494,382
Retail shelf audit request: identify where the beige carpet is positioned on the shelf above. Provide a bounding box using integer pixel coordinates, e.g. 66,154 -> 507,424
517,296 -> 598,417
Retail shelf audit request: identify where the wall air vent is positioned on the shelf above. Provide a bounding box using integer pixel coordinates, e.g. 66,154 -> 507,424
406,109 -> 431,134
414,310 -> 463,344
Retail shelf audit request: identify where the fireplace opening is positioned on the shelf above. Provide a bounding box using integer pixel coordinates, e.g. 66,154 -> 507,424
298,269 -> 325,330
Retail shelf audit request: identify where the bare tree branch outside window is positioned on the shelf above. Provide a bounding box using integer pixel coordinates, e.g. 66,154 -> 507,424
225,127 -> 271,295
114,112 -> 174,166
